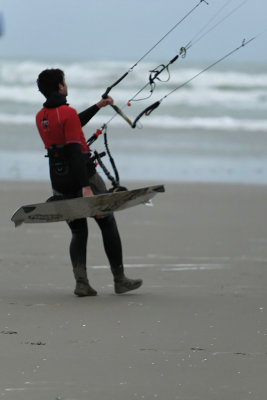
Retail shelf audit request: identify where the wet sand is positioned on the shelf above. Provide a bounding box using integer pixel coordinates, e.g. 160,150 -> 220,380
1,180 -> 267,400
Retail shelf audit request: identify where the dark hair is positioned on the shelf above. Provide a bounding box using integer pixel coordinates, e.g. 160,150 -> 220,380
37,68 -> 65,98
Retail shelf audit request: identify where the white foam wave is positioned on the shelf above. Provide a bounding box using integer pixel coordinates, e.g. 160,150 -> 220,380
1,60 -> 267,90
167,68 -> 267,89
0,113 -> 34,124
0,112 -> 266,132
141,115 -> 267,131
0,85 -> 267,113
1,83 -> 266,111
1,59 -> 267,115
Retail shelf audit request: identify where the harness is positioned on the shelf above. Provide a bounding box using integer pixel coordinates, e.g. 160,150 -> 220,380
46,145 -> 69,176
46,144 -> 122,191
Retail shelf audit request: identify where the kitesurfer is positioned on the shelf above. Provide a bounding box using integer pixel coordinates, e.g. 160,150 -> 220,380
36,68 -> 142,296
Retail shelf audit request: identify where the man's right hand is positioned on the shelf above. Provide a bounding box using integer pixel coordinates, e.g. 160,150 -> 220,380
82,186 -> 94,197
96,96 -> 114,108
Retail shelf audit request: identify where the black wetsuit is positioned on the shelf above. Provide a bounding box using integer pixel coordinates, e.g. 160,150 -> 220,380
36,93 -> 124,277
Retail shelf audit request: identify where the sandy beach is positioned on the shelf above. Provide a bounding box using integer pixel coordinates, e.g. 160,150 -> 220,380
1,180 -> 267,400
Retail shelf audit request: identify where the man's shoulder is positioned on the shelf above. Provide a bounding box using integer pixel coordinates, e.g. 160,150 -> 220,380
36,105 -> 79,123
36,106 -> 44,114
59,104 -> 76,113
36,107 -> 45,120
58,105 -> 78,117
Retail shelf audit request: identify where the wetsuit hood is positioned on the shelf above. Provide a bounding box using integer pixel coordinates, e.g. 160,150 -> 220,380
43,92 -> 68,108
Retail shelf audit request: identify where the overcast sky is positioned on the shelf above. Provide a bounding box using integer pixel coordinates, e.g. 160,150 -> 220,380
0,0 -> 266,64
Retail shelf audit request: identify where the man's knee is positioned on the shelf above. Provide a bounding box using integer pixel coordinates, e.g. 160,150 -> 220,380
95,213 -> 116,228
68,218 -> 88,236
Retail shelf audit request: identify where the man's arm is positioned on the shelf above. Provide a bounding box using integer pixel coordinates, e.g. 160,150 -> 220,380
65,143 -> 94,197
78,97 -> 114,127
78,105 -> 99,127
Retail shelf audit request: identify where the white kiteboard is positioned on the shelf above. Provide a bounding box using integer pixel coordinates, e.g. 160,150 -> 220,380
11,185 -> 165,227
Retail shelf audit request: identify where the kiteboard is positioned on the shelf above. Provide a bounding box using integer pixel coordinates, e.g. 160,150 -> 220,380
11,184 -> 165,227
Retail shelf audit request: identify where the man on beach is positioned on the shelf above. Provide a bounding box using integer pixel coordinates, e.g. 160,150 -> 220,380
35,68 -> 142,296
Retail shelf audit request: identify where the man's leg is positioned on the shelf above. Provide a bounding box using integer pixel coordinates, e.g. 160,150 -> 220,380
67,218 -> 97,296
95,214 -> 143,294
89,171 -> 142,293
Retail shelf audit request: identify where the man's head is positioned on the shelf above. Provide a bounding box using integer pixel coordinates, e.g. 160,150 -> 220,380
37,68 -> 68,98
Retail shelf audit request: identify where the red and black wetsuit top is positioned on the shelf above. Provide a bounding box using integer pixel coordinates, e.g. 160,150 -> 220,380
36,105 -> 90,153
36,93 -> 100,192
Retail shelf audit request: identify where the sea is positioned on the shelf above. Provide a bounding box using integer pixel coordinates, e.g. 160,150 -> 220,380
0,58 -> 267,185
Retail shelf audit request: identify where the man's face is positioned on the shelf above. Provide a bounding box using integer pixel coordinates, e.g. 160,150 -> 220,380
59,77 -> 68,96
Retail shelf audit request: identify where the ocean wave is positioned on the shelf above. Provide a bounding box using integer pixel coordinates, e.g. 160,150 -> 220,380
1,83 -> 266,111
1,59 -> 267,90
0,85 -> 42,104
141,115 -> 267,131
167,68 -> 267,89
1,112 -> 266,132
0,113 -> 35,124
0,60 -> 131,85
1,59 -> 267,116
